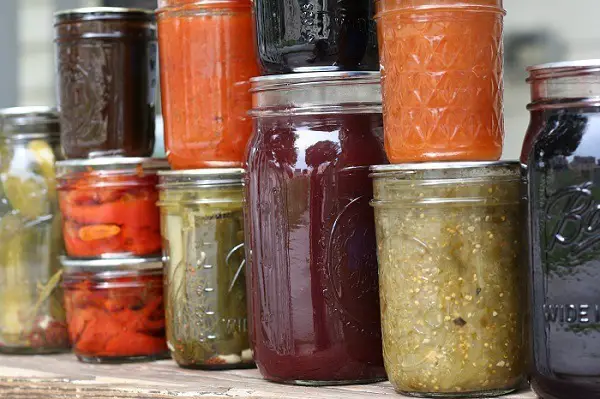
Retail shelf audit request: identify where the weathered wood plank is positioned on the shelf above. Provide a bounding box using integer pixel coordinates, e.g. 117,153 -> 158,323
0,355 -> 537,398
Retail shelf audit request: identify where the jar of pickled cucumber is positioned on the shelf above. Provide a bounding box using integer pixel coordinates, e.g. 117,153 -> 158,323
0,107 -> 69,354
370,162 -> 525,397
158,169 -> 253,369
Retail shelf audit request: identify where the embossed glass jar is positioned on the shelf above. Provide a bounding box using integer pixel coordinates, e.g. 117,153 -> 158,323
158,169 -> 253,369
54,7 -> 157,159
371,162 -> 525,397
375,0 -> 505,163
523,60 -> 600,399
245,72 -> 388,385
254,0 -> 379,74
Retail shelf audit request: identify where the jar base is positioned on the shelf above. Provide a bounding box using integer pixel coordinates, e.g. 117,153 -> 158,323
76,352 -> 170,364
396,388 -> 518,398
177,362 -> 256,371
265,377 -> 387,387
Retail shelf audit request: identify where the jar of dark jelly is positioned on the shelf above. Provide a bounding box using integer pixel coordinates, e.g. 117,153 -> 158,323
54,8 -> 157,159
245,72 -> 388,385
254,0 -> 379,74
523,60 -> 600,399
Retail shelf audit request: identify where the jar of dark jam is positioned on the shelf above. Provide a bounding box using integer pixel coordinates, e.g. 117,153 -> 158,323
523,60 -> 600,399
54,8 -> 157,159
254,0 -> 379,74
245,72 -> 388,385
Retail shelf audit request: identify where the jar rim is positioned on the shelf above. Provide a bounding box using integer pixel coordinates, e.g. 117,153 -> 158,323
54,7 -> 155,23
250,71 -> 380,90
0,106 -> 60,136
371,161 -> 518,172
56,157 -> 169,171
158,168 -> 244,189
60,256 -> 163,271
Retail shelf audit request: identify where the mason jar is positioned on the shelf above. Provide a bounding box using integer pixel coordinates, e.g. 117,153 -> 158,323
370,162 -> 525,397
158,169 -> 253,369
54,7 -> 157,159
61,256 -> 168,363
0,107 -> 70,354
245,72 -> 388,385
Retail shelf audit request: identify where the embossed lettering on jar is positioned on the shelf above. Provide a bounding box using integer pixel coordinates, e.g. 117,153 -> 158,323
54,8 -> 157,159
245,72 -> 388,385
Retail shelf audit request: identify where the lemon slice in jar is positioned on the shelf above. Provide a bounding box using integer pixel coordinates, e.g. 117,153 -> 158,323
28,140 -> 56,199
2,175 -> 49,220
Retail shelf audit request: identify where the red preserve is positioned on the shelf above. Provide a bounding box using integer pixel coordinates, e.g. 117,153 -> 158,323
245,72 -> 388,385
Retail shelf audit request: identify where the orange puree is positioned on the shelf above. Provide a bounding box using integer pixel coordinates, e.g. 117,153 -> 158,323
157,1 -> 259,169
376,0 -> 505,163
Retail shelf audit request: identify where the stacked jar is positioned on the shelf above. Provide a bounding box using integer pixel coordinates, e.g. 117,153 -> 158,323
155,0 -> 256,369
243,0 -> 388,386
371,0 -> 526,397
53,7 -> 169,363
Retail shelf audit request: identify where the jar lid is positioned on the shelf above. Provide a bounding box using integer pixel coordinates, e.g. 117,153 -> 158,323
250,72 -> 382,116
56,157 -> 169,175
60,256 -> 163,272
370,161 -> 519,180
0,106 -> 60,136
54,7 -> 155,23
158,168 -> 244,189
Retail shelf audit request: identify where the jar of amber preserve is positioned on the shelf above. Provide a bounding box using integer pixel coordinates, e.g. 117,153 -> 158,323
157,0 -> 259,170
245,72 -> 388,385
61,257 -> 168,363
158,169 -> 253,369
370,162 -> 524,397
375,0 -> 505,163
54,8 -> 157,159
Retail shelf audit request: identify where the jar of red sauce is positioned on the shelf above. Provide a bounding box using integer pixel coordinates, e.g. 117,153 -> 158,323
245,72 -> 388,385
61,256 -> 169,363
376,0 -> 505,163
56,158 -> 168,258
156,0 -> 259,170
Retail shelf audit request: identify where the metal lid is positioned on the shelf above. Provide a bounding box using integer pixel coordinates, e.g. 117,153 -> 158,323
54,7 -> 155,23
370,161 -> 519,179
158,168 -> 244,189
250,72 -> 382,116
527,59 -> 600,74
56,157 -> 169,172
0,106 -> 60,136
60,256 -> 163,272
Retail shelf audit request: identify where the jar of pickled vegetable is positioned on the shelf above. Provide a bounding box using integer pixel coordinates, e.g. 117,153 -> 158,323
54,7 -> 157,159
375,0 -> 505,163
158,169 -> 253,369
370,162 -> 525,397
157,0 -> 259,170
61,256 -> 168,363
245,72 -> 388,385
56,157 -> 168,258
0,107 -> 70,354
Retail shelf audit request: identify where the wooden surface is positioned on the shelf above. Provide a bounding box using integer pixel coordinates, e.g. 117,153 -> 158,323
0,354 -> 537,398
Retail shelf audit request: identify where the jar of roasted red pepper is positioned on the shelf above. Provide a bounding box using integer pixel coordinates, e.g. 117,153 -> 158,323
156,0 -> 259,169
56,157 -> 168,258
61,256 -> 169,363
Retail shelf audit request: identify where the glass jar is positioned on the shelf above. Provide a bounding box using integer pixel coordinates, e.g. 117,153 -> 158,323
523,60 -> 600,399
61,257 -> 168,363
245,72 -> 388,385
54,7 -> 157,159
157,0 -> 259,170
375,0 -> 505,163
158,169 -> 252,369
0,107 -> 70,354
370,162 -> 525,397
56,157 -> 168,258
254,0 -> 379,74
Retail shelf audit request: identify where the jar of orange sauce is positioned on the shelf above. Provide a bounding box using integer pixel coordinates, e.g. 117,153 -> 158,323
376,0 -> 505,163
156,0 -> 259,170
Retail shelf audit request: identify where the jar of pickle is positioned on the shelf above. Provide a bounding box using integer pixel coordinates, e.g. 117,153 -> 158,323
61,256 -> 169,363
56,157 -> 168,258
0,106 -> 69,354
370,162 -> 525,397
158,169 -> 253,369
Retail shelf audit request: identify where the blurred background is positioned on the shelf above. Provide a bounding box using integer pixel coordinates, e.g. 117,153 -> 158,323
0,0 -> 592,159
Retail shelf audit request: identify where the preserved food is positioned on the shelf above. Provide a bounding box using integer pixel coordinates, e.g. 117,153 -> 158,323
157,0 -> 259,169
245,72 -> 387,384
54,7 -> 157,159
371,162 -> 524,396
62,257 -> 168,363
375,0 -> 505,163
158,169 -> 252,369
0,107 -> 69,354
56,157 -> 167,258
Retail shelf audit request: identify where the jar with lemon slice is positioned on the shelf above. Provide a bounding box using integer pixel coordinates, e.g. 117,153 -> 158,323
0,106 -> 69,354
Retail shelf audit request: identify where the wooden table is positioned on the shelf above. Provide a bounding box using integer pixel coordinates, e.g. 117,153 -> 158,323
0,354 -> 537,398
